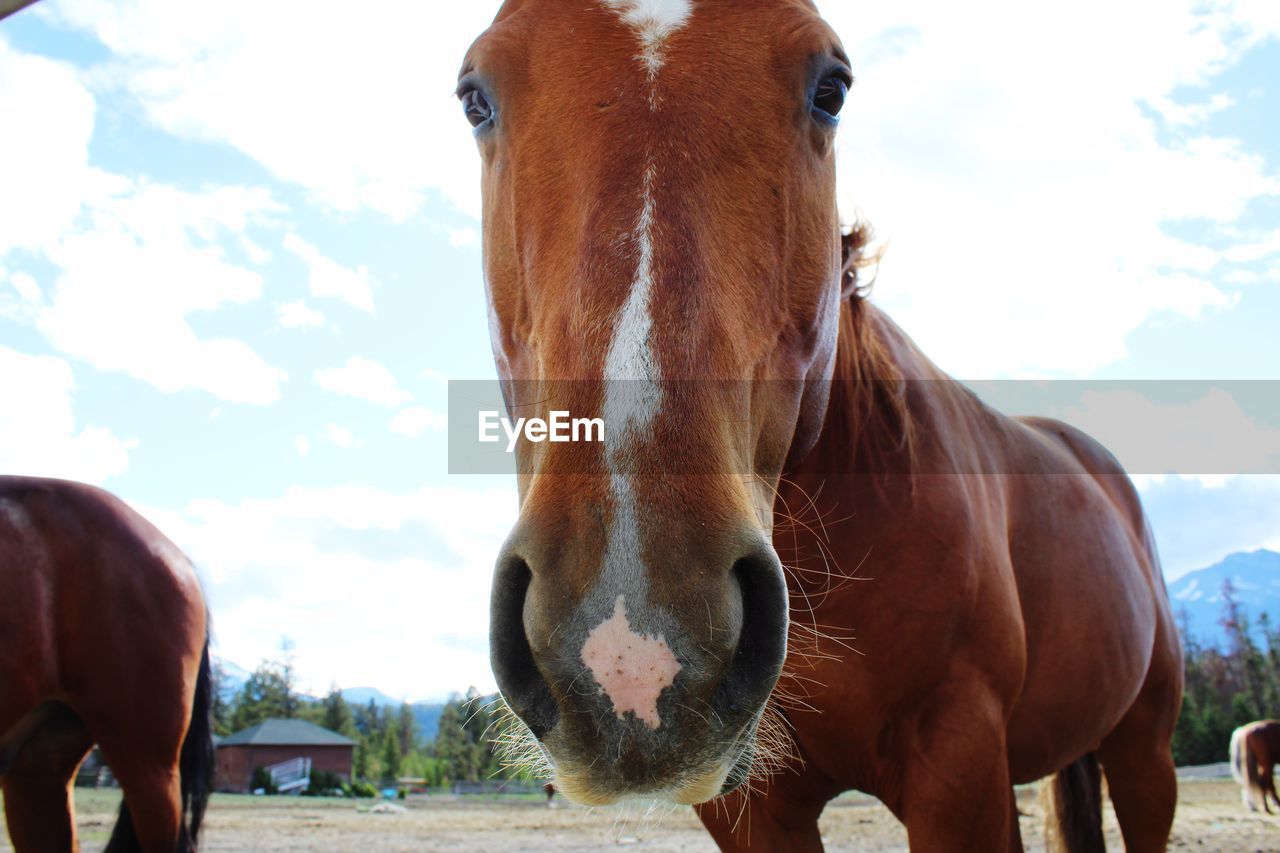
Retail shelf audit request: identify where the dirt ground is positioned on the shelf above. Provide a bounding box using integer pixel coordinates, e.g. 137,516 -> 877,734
3,777 -> 1279,851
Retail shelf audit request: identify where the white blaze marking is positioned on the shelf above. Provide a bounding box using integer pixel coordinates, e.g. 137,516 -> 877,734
600,0 -> 693,77
581,595 -> 682,728
592,1 -> 691,651
599,163 -> 662,594
602,163 -> 661,435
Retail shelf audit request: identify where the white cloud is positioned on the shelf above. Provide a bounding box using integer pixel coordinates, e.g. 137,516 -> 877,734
314,356 -> 412,406
421,367 -> 450,387
1224,232 -> 1280,264
321,423 -> 360,449
0,35 -> 95,256
282,233 -> 375,313
238,235 -> 271,265
390,405 -> 446,437
1,269 -> 43,323
293,434 -> 311,456
1147,92 -> 1236,128
277,299 -> 327,329
818,0 -> 1280,377
0,345 -> 132,484
1,38 -> 288,404
8,272 -> 41,304
137,484 -> 519,699
447,227 -> 480,249
34,177 -> 288,404
45,0 -> 496,221
35,0 -> 1280,379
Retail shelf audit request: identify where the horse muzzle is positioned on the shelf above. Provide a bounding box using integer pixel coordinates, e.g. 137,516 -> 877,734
488,532 -> 789,804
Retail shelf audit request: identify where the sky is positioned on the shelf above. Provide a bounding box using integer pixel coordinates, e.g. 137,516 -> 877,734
0,0 -> 1278,702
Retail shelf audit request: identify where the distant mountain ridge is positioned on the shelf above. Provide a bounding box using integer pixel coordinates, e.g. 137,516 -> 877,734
210,663 -> 446,742
340,686 -> 402,707
1168,549 -> 1280,648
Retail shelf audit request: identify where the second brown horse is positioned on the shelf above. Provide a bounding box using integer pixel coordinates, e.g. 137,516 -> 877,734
0,476 -> 213,852
1231,720 -> 1280,813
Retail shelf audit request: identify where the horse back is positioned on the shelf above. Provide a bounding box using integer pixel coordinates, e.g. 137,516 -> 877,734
0,476 -> 205,734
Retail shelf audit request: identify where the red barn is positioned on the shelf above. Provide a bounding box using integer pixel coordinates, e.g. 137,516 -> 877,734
215,718 -> 355,793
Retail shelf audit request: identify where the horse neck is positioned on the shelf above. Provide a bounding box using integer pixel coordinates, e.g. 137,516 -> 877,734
816,297 -> 924,477
770,297 -> 925,596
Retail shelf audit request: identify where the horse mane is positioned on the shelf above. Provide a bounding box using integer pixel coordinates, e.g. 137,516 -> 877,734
830,222 -> 915,472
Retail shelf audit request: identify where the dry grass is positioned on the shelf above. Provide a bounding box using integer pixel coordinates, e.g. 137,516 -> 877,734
2,779 -> 1279,851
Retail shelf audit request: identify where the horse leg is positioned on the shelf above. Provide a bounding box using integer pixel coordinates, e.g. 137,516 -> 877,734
95,699 -> 194,853
1095,675 -> 1179,852
1259,757 -> 1276,815
896,685 -> 1022,852
697,786 -> 827,852
1007,787 -> 1026,852
1241,782 -> 1258,812
96,742 -> 185,853
1,703 -> 92,853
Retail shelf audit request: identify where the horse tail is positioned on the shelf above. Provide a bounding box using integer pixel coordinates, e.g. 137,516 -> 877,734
1230,725 -> 1247,784
105,633 -> 214,852
1245,731 -> 1269,808
180,634 -> 216,848
1047,753 -> 1105,853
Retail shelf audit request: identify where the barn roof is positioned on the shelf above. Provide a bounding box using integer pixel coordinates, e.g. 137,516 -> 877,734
218,718 -> 355,747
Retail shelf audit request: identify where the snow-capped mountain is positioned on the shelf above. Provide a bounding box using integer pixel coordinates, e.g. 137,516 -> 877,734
1168,549 -> 1280,648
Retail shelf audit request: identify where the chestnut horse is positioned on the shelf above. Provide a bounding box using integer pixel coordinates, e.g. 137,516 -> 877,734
0,476 -> 213,852
1231,720 -> 1280,813
459,1 -> 1182,850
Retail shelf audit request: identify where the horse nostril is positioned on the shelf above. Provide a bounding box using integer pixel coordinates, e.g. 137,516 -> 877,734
710,545 -> 789,719
490,552 -> 559,739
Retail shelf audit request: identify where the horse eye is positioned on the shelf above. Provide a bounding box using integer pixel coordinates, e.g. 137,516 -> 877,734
461,88 -> 494,128
812,75 -> 849,122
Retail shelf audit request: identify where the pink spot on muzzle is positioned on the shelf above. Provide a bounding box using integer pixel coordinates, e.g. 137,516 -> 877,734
580,595 -> 682,729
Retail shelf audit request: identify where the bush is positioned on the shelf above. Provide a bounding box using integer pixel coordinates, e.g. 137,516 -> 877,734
304,769 -> 345,796
397,788 -> 406,800
350,781 -> 378,798
250,766 -> 277,795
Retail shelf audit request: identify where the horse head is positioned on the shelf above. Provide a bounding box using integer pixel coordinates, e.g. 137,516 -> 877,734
459,0 -> 850,804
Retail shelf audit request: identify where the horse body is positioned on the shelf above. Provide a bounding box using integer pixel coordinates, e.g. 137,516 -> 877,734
699,303 -> 1182,850
0,476 -> 213,852
460,1 -> 1182,849
1231,720 -> 1280,813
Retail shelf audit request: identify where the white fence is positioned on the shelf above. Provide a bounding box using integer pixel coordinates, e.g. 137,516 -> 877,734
267,756 -> 312,793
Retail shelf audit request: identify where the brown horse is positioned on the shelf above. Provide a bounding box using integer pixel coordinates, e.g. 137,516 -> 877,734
0,476 -> 213,852
458,1 -> 1182,850
1231,720 -> 1280,813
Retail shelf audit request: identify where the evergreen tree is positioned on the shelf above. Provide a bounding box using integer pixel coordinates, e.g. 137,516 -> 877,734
434,695 -> 480,782
228,642 -> 301,731
354,735 -> 369,781
396,702 -> 418,755
322,685 -> 357,738
210,660 -> 232,737
1171,582 -> 1280,764
381,725 -> 402,782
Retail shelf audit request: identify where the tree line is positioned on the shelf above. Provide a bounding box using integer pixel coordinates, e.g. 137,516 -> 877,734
1173,578 -> 1280,765
217,580 -> 1279,789
211,643 -> 520,788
